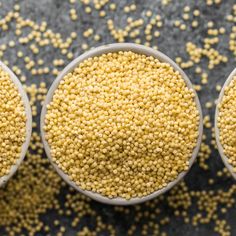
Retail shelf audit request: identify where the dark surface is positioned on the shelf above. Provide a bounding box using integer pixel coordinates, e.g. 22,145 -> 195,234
0,0 -> 236,235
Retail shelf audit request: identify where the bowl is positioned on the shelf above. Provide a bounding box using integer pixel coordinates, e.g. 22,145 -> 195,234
215,68 -> 236,180
41,43 -> 203,205
0,61 -> 32,187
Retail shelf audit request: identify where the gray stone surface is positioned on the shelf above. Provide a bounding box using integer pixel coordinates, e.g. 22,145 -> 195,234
0,0 -> 236,235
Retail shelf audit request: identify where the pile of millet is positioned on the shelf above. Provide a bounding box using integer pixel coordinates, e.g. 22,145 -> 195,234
44,51 -> 200,199
217,75 -> 236,171
0,66 -> 26,179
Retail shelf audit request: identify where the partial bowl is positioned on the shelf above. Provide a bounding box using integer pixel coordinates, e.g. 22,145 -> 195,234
215,68 -> 236,180
0,61 -> 32,187
41,43 -> 203,205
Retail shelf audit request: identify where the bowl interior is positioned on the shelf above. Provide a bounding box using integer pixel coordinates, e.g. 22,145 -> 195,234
0,61 -> 32,187
41,43 -> 203,205
215,68 -> 236,180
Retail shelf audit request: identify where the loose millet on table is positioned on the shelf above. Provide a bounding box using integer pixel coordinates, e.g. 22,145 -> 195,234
44,51 -> 200,199
0,66 -> 26,178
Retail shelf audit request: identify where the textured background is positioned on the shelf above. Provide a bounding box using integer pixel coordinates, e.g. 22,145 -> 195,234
0,0 -> 236,235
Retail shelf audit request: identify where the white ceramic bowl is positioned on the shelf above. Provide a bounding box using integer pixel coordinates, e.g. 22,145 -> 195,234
0,61 -> 32,187
215,68 -> 236,180
41,43 -> 203,205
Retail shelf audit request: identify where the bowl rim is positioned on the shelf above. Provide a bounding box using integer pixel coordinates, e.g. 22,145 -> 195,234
215,68 -> 236,180
40,43 -> 203,205
0,61 -> 32,187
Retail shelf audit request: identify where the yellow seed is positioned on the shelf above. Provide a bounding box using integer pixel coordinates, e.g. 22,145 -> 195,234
180,24 -> 187,30
193,9 -> 200,16
109,3 -> 116,10
146,10 -> 152,17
